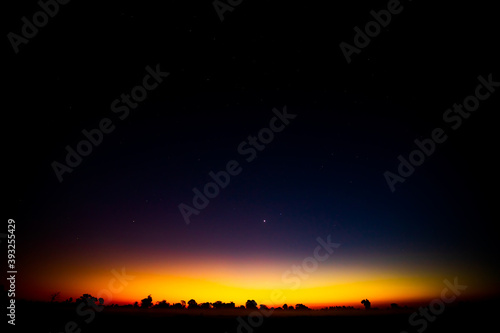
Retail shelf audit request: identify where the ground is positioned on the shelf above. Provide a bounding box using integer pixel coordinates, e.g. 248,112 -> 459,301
13,300 -> 497,333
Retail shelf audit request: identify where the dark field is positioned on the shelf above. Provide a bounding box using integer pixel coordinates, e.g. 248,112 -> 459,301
13,301 -> 497,333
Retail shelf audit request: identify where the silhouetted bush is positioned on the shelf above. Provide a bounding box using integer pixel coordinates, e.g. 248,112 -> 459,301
188,299 -> 198,309
154,300 -> 170,308
361,299 -> 371,309
245,300 -> 258,310
141,295 -> 153,308
295,304 -> 310,310
199,302 -> 211,309
76,294 -> 103,307
390,303 -> 401,309
171,302 -> 185,309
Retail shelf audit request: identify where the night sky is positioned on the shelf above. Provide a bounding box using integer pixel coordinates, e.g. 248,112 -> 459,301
4,0 -> 499,308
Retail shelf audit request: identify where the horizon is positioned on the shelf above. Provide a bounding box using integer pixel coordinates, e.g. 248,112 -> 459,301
7,292 -> 482,311
12,250 -> 491,309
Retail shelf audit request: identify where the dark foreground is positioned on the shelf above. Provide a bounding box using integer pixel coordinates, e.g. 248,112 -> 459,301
9,300 -> 498,333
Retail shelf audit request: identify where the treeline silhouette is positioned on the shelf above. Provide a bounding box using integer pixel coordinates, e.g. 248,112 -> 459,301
57,293 -> 315,310
29,291 -> 397,311
2,286 -> 413,311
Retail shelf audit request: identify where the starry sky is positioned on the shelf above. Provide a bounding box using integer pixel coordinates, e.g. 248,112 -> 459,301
4,0 -> 499,308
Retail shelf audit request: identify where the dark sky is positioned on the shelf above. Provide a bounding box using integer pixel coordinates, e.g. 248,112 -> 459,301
3,0 -> 499,306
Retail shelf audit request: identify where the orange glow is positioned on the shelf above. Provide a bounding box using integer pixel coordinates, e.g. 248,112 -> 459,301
19,251 -> 492,308
18,240 -> 495,308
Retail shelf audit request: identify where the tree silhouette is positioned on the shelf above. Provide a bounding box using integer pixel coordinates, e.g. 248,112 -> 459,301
283,304 -> 288,310
260,304 -> 269,310
50,292 -> 61,303
181,300 -> 186,307
155,300 -> 170,308
245,300 -> 258,309
171,302 -> 185,309
211,301 -> 235,309
199,302 -> 211,309
188,299 -> 198,309
76,294 -> 103,306
295,304 -> 310,310
141,295 -> 153,308
361,299 -> 371,309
